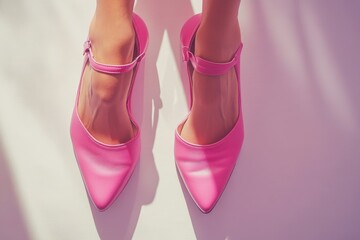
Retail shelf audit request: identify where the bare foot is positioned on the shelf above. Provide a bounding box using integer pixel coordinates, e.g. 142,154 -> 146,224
180,21 -> 241,145
77,14 -> 136,145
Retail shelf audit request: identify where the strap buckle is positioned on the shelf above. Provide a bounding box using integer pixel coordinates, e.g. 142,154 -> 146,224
83,40 -> 91,55
182,46 -> 190,62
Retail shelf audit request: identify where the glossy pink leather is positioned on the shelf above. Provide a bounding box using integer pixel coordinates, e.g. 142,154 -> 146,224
70,14 -> 148,211
174,14 -> 244,213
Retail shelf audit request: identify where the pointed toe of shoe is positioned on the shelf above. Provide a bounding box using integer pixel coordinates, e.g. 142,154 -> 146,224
72,138 -> 140,211
70,108 -> 140,211
174,120 -> 243,213
89,185 -> 117,211
92,195 -> 111,211
175,150 -> 237,213
73,140 -> 140,210
182,174 -> 222,214
83,162 -> 135,211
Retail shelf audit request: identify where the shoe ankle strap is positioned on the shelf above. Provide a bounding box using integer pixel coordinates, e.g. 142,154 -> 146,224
83,40 -> 144,74
182,43 -> 243,76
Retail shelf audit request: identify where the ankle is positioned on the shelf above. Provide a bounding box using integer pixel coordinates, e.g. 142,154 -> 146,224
84,14 -> 135,104
95,0 -> 134,21
88,15 -> 135,64
195,21 -> 241,62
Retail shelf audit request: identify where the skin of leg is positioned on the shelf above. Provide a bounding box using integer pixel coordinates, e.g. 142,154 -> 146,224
180,0 -> 242,145
77,0 -> 136,144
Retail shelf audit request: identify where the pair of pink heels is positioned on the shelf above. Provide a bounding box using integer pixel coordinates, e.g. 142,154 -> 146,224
70,14 -> 244,213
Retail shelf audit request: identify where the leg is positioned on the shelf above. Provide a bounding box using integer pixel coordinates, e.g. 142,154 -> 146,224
77,0 -> 136,144
180,0 -> 242,144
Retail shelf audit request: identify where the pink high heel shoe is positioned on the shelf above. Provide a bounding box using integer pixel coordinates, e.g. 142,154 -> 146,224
70,14 -> 148,211
174,14 -> 244,213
